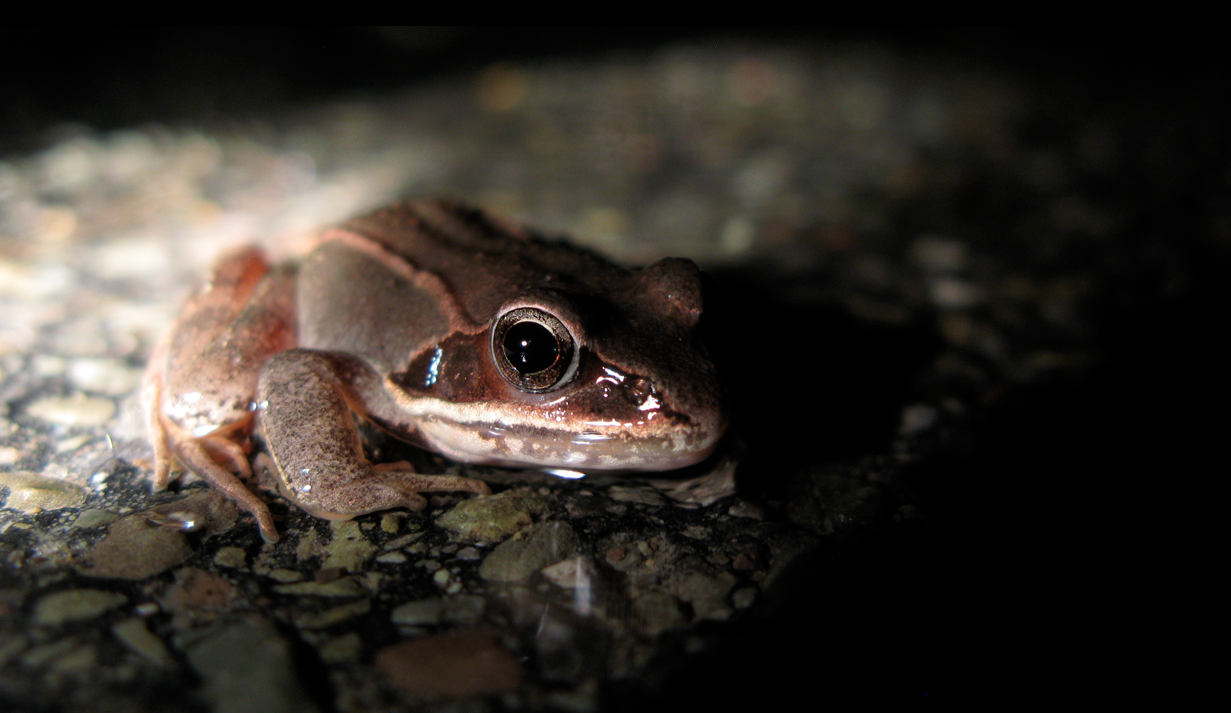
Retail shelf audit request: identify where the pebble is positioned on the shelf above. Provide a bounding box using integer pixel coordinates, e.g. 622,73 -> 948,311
390,598 -> 444,626
24,393 -> 115,427
34,588 -> 127,626
266,569 -> 303,583
391,595 -> 486,627
48,643 -> 97,674
111,617 -> 174,667
727,500 -> 764,520
78,515 -> 192,580
320,520 -> 376,573
375,551 -> 406,564
0,471 -> 87,514
541,557 -> 598,590
436,488 -> 551,542
631,591 -> 686,636
606,486 -> 666,506
19,638 -> 76,667
214,547 -> 248,569
161,568 -> 240,626
898,404 -> 939,437
0,634 -> 27,669
479,521 -> 578,583
672,571 -> 737,621
374,628 -> 523,701
318,632 -> 362,663
66,357 -> 140,396
296,599 -> 371,629
731,587 -> 758,610
273,579 -> 364,597
182,617 -> 320,713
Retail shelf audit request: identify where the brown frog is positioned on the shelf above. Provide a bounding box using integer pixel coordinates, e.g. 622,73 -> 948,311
144,200 -> 728,541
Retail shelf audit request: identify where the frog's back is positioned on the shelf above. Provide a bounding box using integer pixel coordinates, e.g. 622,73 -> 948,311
341,200 -> 635,323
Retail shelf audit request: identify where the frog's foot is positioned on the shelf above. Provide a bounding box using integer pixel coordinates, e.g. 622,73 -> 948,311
175,437 -> 279,543
284,464 -> 491,520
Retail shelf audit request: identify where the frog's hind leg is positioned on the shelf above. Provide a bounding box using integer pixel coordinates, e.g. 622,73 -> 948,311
142,333 -> 175,491
173,436 -> 279,542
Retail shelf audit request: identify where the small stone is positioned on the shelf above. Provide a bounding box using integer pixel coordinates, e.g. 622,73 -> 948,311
929,277 -> 983,310
899,404 -> 939,436
731,587 -> 758,609
441,595 -> 485,624
681,525 -> 710,540
34,588 -> 127,626
541,557 -> 597,590
72,508 -> 119,528
375,628 -> 523,701
112,617 -> 174,667
631,591 -> 686,636
381,532 -> 422,550
380,513 -> 401,533
911,236 -> 967,273
436,488 -> 550,542
294,529 -> 324,563
673,571 -> 737,621
318,632 -> 362,663
0,634 -> 27,669
182,617 -> 320,713
49,643 -> 97,673
0,446 -> 19,465
375,552 -> 406,564
432,569 -> 451,586
19,638 -> 76,667
161,568 -> 240,626
296,599 -> 371,629
67,357 -> 140,396
214,547 -> 247,569
478,521 -> 578,583
606,486 -> 666,506
455,546 -> 481,560
273,579 -> 365,597
54,434 -> 90,453
0,471 -> 87,514
25,393 -> 115,427
267,569 -> 303,583
391,598 -> 444,626
78,515 -> 192,580
321,520 -> 376,573
727,500 -> 763,520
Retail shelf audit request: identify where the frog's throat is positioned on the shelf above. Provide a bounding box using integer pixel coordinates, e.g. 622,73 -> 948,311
398,396 -> 721,472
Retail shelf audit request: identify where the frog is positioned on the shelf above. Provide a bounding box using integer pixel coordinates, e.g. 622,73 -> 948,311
144,199 -> 729,542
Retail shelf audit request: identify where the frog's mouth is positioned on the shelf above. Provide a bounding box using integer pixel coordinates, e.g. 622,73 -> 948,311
406,402 -> 724,473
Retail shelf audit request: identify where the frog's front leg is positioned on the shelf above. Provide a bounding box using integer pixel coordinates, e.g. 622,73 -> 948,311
256,349 -> 491,520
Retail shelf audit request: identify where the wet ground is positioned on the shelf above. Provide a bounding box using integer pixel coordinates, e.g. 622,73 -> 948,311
0,32 -> 1221,709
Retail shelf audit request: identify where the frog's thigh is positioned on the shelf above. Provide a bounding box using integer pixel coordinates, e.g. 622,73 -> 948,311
257,349 -> 489,520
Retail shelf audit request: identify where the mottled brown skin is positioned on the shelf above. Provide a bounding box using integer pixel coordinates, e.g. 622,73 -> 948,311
145,200 -> 728,542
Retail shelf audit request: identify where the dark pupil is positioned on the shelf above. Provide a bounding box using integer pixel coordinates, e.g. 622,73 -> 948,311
504,321 -> 559,374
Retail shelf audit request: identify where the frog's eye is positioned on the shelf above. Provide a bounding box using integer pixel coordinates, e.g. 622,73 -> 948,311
491,308 -> 578,392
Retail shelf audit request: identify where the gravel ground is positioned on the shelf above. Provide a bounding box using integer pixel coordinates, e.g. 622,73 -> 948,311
0,32 -> 1221,709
